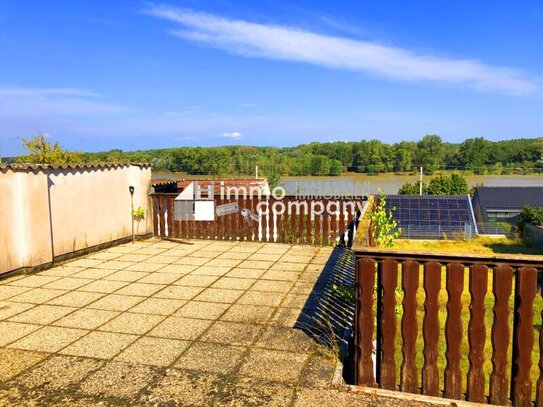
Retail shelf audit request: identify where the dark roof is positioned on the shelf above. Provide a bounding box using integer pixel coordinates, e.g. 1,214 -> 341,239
474,186 -> 543,211
151,178 -> 269,194
0,162 -> 151,173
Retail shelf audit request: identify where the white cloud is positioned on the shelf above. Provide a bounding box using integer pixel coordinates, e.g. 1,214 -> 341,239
222,131 -> 242,139
145,5 -> 537,95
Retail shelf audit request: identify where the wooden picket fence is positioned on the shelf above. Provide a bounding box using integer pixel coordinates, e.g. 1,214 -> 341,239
352,248 -> 543,406
151,194 -> 366,246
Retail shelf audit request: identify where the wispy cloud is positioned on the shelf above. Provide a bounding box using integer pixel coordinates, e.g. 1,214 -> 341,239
145,5 -> 537,95
0,87 -> 124,117
222,131 -> 242,139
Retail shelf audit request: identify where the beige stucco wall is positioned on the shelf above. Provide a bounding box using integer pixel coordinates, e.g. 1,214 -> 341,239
0,164 -> 151,275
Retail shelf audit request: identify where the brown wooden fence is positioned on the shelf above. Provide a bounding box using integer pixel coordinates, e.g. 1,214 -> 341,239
151,194 -> 366,246
352,248 -> 543,406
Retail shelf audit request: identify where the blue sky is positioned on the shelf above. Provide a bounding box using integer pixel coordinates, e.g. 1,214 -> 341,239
1,1 -> 542,155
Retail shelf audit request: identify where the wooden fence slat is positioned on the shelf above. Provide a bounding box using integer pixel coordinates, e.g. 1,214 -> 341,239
467,264 -> 488,403
377,259 -> 399,390
489,265 -> 513,405
322,199 -> 329,246
237,198 -> 244,241
537,284 -> 543,407
315,211 -> 322,246
355,257 -> 377,386
330,201 -> 338,245
444,262 -> 464,400
306,199 -> 312,245
298,202 -> 305,245
401,261 -> 419,394
290,199 -> 298,244
512,266 -> 538,406
158,197 -> 166,237
166,198 -> 174,237
422,261 -> 441,397
152,196 -> 159,236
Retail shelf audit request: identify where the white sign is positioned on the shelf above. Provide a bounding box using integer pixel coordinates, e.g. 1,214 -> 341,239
215,202 -> 239,217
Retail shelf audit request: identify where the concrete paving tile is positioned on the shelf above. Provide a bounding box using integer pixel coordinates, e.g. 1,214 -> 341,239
201,321 -> 262,346
106,245 -> 140,254
115,282 -> 166,297
70,268 -> 117,279
193,288 -> 244,304
98,312 -> 165,335
87,294 -> 143,311
226,268 -> 266,279
80,361 -> 159,399
47,291 -> 104,307
270,262 -> 308,272
305,264 -> 326,273
9,326 -> 87,353
9,304 -> 77,325
0,321 -> 41,346
154,285 -> 204,300
239,348 -> 308,383
251,280 -> 294,293
133,247 -> 168,255
7,288 -> 68,304
175,342 -> 245,374
93,261 -> 132,270
191,266 -> 232,277
238,291 -> 285,307
102,270 -> 148,282
86,251 -> 122,261
42,277 -> 92,290
115,336 -> 190,367
148,316 -> 212,340
188,250 -> 223,259
216,251 -> 252,260
248,253 -> 283,261
0,301 -> 34,320
215,376 -> 295,407
114,254 -> 152,262
205,258 -> 242,268
16,355 -> 103,390
0,348 -> 47,382
293,388 -> 377,406
0,285 -> 32,301
174,257 -> 209,266
174,274 -> 218,287
290,282 -> 317,295
137,272 -> 181,285
261,270 -> 301,282
142,255 -> 181,264
211,277 -> 256,290
280,255 -> 314,264
237,260 -> 275,269
299,353 -> 337,388
61,331 -> 137,359
256,245 -> 291,254
141,369 -> 219,406
129,297 -> 186,316
220,304 -> 275,324
124,262 -> 168,273
38,266 -> 82,277
299,273 -> 320,283
53,308 -> 119,330
175,301 -> 230,320
270,308 -> 304,328
67,258 -> 104,268
153,264 -> 197,274
309,257 -> 330,265
8,276 -> 56,288
255,326 -> 316,353
77,280 -> 127,294
159,249 -> 197,258
281,294 -> 310,309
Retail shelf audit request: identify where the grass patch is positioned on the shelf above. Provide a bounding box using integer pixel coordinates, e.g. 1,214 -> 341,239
393,236 -> 543,256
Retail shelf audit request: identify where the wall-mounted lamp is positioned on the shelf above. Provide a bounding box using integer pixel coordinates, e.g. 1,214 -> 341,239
129,186 -> 135,243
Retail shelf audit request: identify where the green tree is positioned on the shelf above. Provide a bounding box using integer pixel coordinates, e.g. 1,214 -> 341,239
427,173 -> 469,195
310,155 -> 331,176
398,180 -> 427,195
17,135 -> 82,164
329,159 -> 343,176
518,206 -> 543,232
370,193 -> 402,247
416,135 -> 443,173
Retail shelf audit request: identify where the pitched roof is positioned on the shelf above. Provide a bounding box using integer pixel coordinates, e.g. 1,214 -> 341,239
474,186 -> 543,210
0,162 -> 151,173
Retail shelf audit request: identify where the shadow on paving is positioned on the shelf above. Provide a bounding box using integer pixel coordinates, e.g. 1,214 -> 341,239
294,245 -> 355,360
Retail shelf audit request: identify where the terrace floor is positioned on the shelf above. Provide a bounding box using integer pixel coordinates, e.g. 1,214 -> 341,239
0,239 -> 437,406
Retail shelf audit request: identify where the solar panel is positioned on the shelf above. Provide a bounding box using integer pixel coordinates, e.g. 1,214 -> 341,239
382,195 -> 474,239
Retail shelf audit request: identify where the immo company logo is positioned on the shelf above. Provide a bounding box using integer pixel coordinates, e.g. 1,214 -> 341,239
174,181 -> 364,222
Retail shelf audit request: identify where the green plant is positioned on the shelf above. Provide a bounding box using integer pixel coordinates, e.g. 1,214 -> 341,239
132,207 -> 146,235
17,135 -> 83,164
518,205 -> 543,232
370,191 -> 402,248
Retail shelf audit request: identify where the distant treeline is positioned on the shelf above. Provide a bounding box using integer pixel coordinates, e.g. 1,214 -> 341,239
11,135 -> 543,177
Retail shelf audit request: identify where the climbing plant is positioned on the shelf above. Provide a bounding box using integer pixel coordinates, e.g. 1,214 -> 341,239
370,192 -> 402,248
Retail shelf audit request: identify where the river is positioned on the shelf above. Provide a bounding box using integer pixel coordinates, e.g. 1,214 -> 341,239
153,172 -> 543,195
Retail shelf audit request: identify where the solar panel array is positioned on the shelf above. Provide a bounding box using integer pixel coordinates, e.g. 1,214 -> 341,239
383,195 -> 475,239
